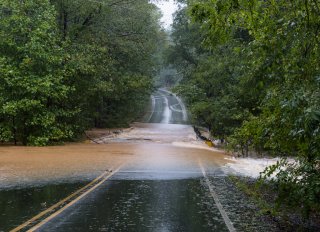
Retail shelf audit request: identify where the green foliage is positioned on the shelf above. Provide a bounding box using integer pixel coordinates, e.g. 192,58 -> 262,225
169,0 -> 320,218
54,0 -> 159,128
166,6 -> 204,79
0,0 -> 75,145
261,158 -> 320,218
0,0 -> 162,145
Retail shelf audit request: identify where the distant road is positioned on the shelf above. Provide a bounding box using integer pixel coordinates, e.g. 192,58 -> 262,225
147,89 -> 188,124
6,90 -> 246,232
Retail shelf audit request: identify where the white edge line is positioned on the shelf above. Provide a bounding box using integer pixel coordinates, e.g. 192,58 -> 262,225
147,95 -> 156,122
159,88 -> 188,122
198,159 -> 236,232
159,92 -> 171,124
175,95 -> 188,122
169,104 -> 183,113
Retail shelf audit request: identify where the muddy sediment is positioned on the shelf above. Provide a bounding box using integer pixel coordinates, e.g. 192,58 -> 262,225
0,123 -> 281,189
0,123 -> 231,189
0,122 -> 294,231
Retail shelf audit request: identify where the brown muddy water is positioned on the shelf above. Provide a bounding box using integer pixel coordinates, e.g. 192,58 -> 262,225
0,123 -> 230,189
0,123 -> 279,231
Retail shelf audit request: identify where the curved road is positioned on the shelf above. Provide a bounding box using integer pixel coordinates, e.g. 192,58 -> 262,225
3,90 -> 246,232
147,89 -> 188,124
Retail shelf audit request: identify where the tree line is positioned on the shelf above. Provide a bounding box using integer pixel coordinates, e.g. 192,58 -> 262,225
168,0 -> 319,220
0,0 -> 163,145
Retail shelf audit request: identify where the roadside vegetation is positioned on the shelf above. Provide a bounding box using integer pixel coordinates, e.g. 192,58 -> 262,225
230,176 -> 320,231
0,0 -> 164,145
167,0 -> 320,227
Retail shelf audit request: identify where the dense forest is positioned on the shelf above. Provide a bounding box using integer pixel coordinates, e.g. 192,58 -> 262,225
0,0 -> 164,146
0,0 -> 319,223
168,0 -> 319,220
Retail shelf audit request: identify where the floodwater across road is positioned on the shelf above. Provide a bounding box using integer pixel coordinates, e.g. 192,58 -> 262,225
0,90 -> 278,231
147,89 -> 188,124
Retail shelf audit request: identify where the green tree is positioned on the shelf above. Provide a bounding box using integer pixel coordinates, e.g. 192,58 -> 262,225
52,0 -> 160,128
0,0 -> 75,145
187,0 -> 320,218
0,0 -> 163,145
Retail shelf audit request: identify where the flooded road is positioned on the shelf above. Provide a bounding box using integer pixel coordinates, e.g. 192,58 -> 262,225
36,179 -> 229,232
147,89 -> 188,124
0,90 -> 278,231
0,183 -> 86,231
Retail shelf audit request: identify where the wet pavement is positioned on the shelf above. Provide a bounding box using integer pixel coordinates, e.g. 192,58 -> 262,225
0,183 -> 86,232
37,179 -> 229,232
0,90 -> 279,231
147,89 -> 188,124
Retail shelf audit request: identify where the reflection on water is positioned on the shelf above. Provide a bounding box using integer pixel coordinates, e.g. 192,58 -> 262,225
0,182 -> 86,231
0,122 -> 279,231
0,123 -> 231,189
95,123 -> 196,144
39,179 -> 229,232
0,177 -> 280,232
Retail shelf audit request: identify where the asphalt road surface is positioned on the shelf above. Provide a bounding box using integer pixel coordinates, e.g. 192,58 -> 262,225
0,89 -> 278,232
31,90 -> 232,232
147,89 -> 188,124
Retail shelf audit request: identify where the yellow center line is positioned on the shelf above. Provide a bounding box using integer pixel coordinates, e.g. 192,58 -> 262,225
10,164 -> 122,232
27,163 -> 124,231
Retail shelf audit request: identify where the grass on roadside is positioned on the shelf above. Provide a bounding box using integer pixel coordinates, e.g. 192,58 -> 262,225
229,175 -> 320,232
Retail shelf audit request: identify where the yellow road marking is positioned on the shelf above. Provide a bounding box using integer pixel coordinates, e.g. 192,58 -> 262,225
27,164 -> 124,231
198,159 -> 236,232
10,164 -> 122,232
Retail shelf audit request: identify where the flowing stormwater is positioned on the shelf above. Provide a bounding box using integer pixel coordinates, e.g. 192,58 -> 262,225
0,90 -> 281,231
